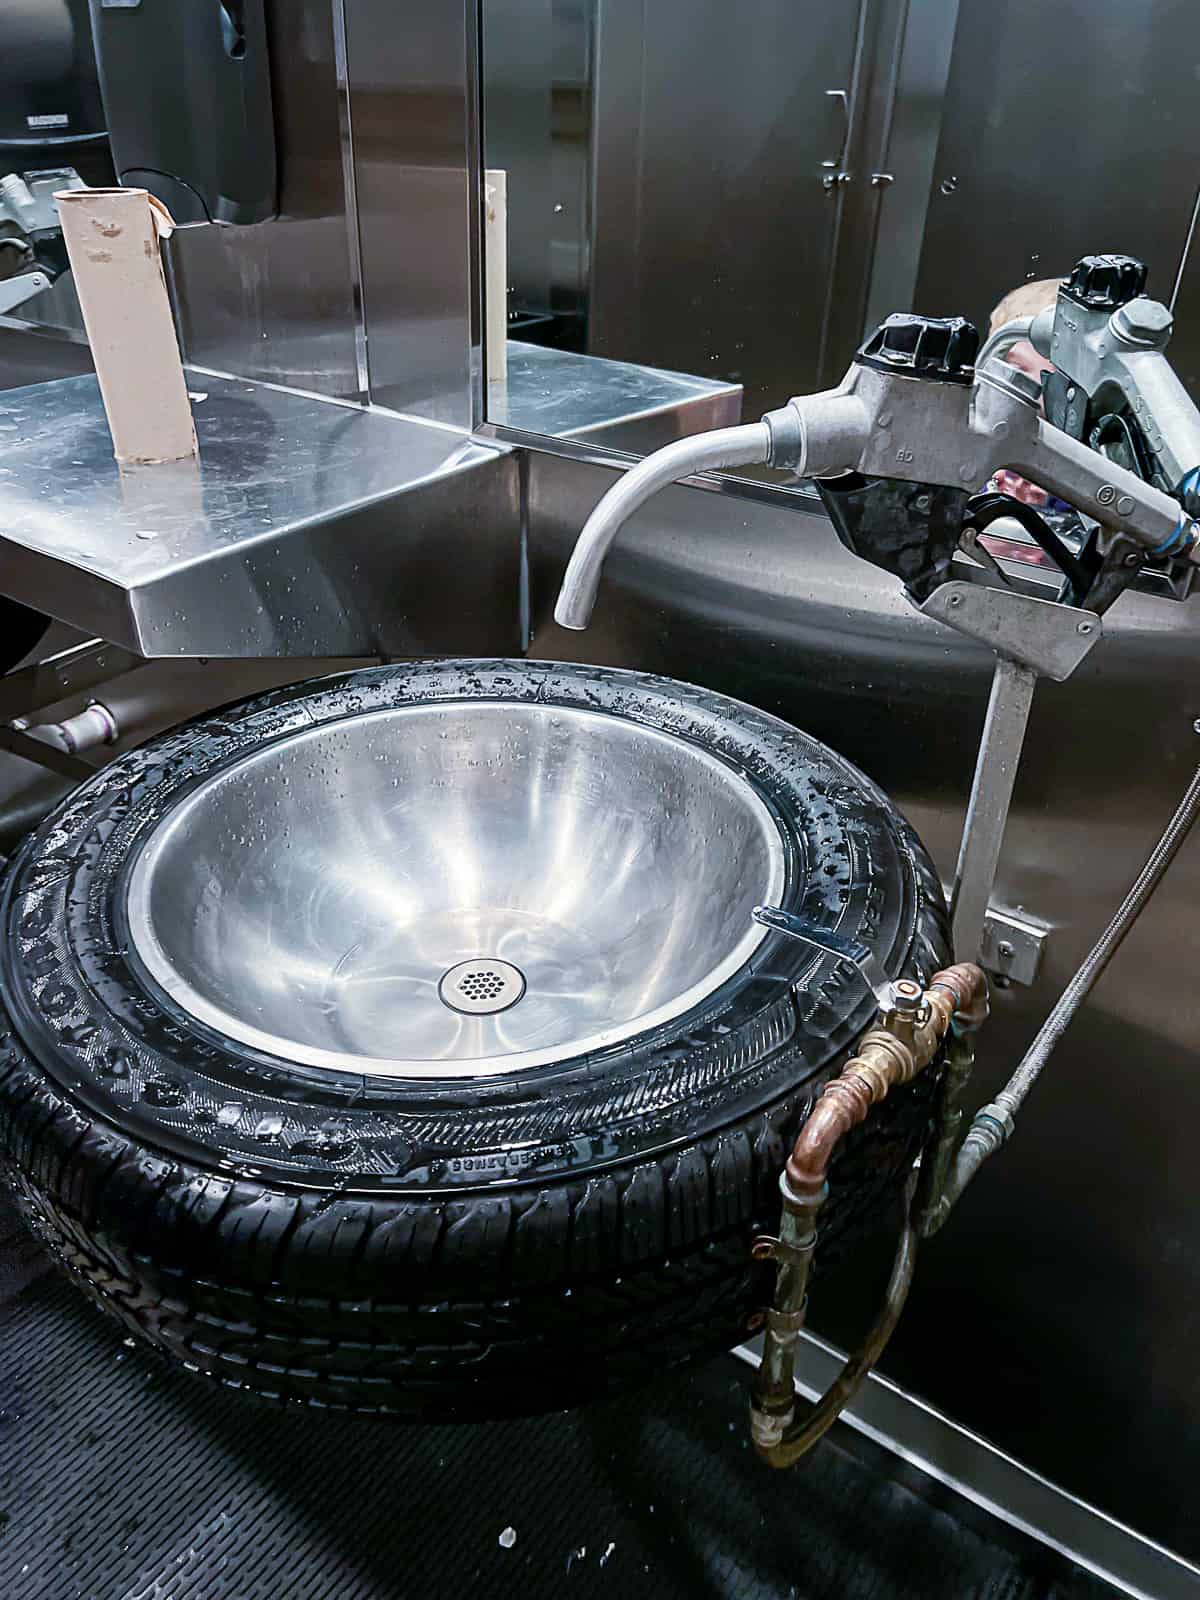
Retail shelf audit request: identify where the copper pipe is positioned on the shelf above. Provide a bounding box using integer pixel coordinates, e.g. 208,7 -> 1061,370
749,962 -> 988,1462
785,963 -> 987,1199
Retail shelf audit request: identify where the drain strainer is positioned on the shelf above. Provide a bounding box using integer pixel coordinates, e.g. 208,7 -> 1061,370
438,958 -> 527,1015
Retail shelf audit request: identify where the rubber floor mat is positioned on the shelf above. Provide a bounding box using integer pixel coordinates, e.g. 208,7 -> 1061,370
0,1269 -> 1116,1600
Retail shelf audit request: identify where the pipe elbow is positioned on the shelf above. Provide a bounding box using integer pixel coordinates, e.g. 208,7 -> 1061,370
784,965 -> 987,1200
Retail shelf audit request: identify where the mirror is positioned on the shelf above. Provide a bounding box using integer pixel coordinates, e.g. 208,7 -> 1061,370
482,0 -> 1200,464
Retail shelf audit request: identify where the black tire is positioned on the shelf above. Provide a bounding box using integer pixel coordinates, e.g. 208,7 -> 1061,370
0,660 -> 950,1418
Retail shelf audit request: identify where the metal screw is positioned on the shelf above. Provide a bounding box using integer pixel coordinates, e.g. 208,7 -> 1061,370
948,593 -> 963,608
914,494 -> 931,512
1066,386 -> 1076,402
1123,552 -> 1142,567
997,939 -> 1015,960
1193,718 -> 1200,735
1076,620 -> 1093,634
940,175 -> 958,195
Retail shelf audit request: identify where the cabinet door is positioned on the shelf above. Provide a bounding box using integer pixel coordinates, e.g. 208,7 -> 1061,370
587,0 -> 870,418
912,0 -> 1200,371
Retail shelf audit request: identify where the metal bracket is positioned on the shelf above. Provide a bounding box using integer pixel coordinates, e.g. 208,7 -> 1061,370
919,574 -> 1100,961
753,904 -> 894,1010
979,906 -> 1048,987
0,639 -> 145,778
919,579 -> 1102,681
0,640 -> 144,722
0,270 -> 52,316
949,656 -> 1038,964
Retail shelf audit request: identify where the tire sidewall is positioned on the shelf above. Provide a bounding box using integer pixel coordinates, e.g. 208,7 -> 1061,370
0,660 -> 948,1196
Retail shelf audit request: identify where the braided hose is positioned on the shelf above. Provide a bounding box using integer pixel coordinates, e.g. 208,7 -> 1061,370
935,756 -> 1200,1220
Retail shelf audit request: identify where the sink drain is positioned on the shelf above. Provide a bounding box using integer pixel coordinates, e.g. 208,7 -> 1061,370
438,958 -> 527,1015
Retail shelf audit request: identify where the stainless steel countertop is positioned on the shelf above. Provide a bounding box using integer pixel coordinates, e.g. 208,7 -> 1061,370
0,371 -> 518,657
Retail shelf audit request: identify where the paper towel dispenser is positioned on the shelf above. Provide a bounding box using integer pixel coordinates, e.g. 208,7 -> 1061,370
1,0 -> 107,148
88,0 -> 277,225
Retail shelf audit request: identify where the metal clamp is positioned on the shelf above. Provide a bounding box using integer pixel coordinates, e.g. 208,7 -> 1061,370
753,904 -> 894,1010
919,578 -> 1103,682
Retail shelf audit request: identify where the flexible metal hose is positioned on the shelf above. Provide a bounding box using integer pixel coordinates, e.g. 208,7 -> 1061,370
937,755 -> 1200,1217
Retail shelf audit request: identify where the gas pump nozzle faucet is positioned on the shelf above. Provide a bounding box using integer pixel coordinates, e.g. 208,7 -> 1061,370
556,296 -> 1200,633
553,257 -> 1200,966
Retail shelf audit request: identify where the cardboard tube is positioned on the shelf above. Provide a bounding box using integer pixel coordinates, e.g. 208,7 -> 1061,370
55,186 -> 197,466
485,169 -> 508,384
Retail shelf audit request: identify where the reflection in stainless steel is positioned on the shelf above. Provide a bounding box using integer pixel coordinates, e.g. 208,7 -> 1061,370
0,320 -> 92,389
125,702 -> 784,1077
167,0 -> 362,398
913,0 -> 1200,389
0,370 -> 520,658
490,341 -> 743,452
339,0 -> 477,426
584,0 -> 869,412
481,0 -> 593,344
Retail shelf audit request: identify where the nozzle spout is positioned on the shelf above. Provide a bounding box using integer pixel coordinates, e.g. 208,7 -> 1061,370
553,422 -> 771,630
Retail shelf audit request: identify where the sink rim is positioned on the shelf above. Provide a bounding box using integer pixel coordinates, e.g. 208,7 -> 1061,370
122,700 -> 788,1079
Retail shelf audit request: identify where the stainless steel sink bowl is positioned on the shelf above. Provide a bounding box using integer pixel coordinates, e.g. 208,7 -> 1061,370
125,700 -> 786,1077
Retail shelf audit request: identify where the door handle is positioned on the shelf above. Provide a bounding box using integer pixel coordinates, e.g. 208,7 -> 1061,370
822,88 -> 852,190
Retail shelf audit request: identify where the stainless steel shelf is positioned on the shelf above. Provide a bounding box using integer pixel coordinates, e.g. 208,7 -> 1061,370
0,371 -> 519,658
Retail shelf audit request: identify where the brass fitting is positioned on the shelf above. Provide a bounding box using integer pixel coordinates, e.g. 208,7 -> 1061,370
785,964 -> 986,1200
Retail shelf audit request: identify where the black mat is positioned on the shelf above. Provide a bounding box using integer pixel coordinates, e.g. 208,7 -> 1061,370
0,1213 -> 1115,1600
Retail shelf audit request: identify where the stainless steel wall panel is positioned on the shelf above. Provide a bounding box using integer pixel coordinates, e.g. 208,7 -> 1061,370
912,0 -> 1200,380
340,0 -> 476,425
